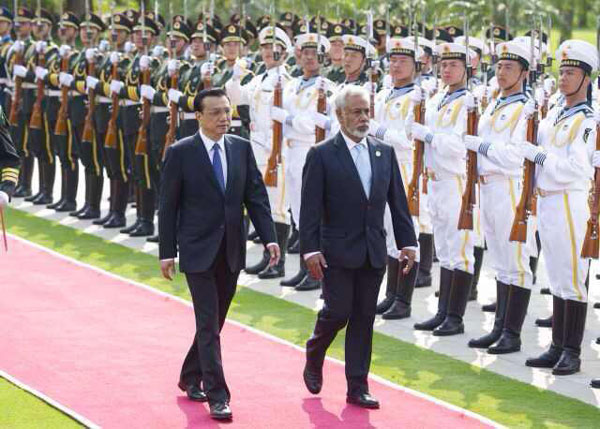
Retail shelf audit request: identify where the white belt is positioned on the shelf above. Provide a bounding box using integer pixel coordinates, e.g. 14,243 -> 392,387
182,112 -> 196,120
22,83 -> 36,89
46,89 -> 62,97
121,100 -> 140,107
97,96 -> 112,104
537,188 -> 575,198
478,174 -> 516,185
151,106 -> 169,113
427,171 -> 465,182
230,119 -> 242,127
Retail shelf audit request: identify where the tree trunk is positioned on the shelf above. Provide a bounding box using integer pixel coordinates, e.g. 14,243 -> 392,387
577,0 -> 588,27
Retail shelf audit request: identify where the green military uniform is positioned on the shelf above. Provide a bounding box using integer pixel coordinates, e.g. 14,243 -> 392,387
0,105 -> 19,198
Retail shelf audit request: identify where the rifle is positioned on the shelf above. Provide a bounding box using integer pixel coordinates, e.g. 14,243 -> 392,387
264,12 -> 282,187
315,14 -> 326,143
509,27 -> 539,243
366,10 -> 376,119
163,3 -> 178,159
134,0 -> 150,158
406,13 -> 424,217
457,16 -> 479,230
481,23 -> 490,111
104,9 -> 120,149
82,0 -> 96,143
202,9 -> 212,90
8,0 -> 22,126
30,0 -> 46,130
580,17 -> 600,258
54,6 -> 69,136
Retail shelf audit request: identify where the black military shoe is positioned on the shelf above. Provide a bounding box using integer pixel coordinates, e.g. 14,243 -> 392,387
468,329 -> 502,349
535,315 -> 552,328
93,211 -> 113,225
303,364 -> 322,394
375,296 -> 395,315
414,312 -> 446,331
346,393 -> 380,409
552,350 -> 581,376
146,234 -> 159,243
540,287 -> 551,295
590,379 -> 600,388
295,276 -> 321,291
487,332 -> 521,354
177,381 -> 207,402
481,301 -> 497,312
382,300 -> 411,320
526,345 -> 562,368
209,401 -> 232,420
103,213 -> 126,228
433,315 -> 464,336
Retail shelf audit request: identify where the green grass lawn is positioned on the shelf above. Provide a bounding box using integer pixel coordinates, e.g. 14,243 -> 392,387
0,377 -> 83,428
5,207 -> 600,427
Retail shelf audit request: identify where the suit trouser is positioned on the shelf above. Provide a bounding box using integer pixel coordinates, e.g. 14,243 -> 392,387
306,260 -> 385,396
180,239 -> 239,404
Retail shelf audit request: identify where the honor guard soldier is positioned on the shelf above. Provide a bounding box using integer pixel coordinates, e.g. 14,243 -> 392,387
522,40 -> 598,376
368,37 -> 424,319
226,24 -> 293,276
411,42 -> 477,336
464,41 -> 534,353
323,23 -> 348,84
0,104 -> 19,204
0,8 -> 14,109
339,34 -> 375,88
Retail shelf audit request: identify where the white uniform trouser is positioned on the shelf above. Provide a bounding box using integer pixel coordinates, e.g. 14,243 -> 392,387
251,138 -> 289,225
537,190 -> 589,302
429,175 -> 475,273
480,177 -> 532,289
284,141 -> 311,224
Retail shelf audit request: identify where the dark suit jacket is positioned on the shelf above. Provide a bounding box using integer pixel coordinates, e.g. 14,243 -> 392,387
159,132 -> 277,273
299,132 -> 417,269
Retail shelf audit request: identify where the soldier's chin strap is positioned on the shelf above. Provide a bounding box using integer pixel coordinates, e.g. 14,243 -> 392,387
0,208 -> 7,251
563,73 -> 588,99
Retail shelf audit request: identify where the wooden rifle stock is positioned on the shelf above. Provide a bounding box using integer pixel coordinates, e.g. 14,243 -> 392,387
54,55 -> 70,136
509,112 -> 538,242
457,106 -> 479,230
81,59 -> 96,143
264,75 -> 282,187
134,68 -> 151,156
104,59 -> 120,149
315,81 -> 326,143
9,49 -> 23,126
406,98 -> 425,216
29,50 -> 46,130
581,120 -> 600,258
163,72 -> 178,160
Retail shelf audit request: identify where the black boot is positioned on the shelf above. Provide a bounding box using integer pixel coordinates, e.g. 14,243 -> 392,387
14,156 -> 34,198
247,229 -> 258,242
25,158 -> 42,201
121,186 -> 141,233
94,179 -> 115,225
147,234 -> 159,243
540,287 -> 551,295
414,267 -> 453,331
295,273 -> 321,291
526,296 -> 564,368
488,285 -> 531,354
383,261 -> 419,320
591,379 -> 600,388
288,238 -> 300,254
103,180 -> 128,228
415,233 -> 433,288
535,314 -> 552,328
529,256 -> 539,286
47,168 -> 66,209
594,302 -> 600,309
468,281 -> 509,348
287,225 -> 299,253
481,301 -> 497,312
78,175 -> 103,219
33,161 -> 55,205
258,222 -> 289,279
281,257 -> 308,287
245,248 -> 271,275
129,189 -> 155,237
469,246 -> 484,301
433,269 -> 473,336
55,167 -> 78,212
553,300 -> 587,376
70,172 -> 90,217
376,257 -> 400,314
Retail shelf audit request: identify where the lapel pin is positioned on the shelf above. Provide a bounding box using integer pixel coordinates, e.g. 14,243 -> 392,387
375,150 -> 381,157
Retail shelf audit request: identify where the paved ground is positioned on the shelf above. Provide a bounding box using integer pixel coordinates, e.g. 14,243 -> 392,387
9,167 -> 600,408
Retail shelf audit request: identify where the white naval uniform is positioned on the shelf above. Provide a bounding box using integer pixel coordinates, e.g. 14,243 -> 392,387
226,65 -> 292,224
371,83 -> 427,260
476,93 -> 533,289
280,75 -> 335,224
533,102 -> 596,302
423,88 -> 475,273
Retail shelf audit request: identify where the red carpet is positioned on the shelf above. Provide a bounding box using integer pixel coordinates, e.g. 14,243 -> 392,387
1,236 -> 494,428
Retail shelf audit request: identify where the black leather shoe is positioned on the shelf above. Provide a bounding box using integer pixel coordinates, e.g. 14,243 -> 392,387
146,234 -> 159,243
535,315 -> 552,328
247,230 -> 258,241
594,302 -> 600,309
375,296 -> 395,315
303,365 -> 322,394
415,273 -> 432,288
103,213 -> 126,228
382,300 -> 411,320
129,220 -> 155,237
552,350 -> 581,376
280,270 -> 306,287
13,186 -> 32,198
209,401 -> 232,420
177,381 -> 207,402
540,287 -> 551,295
54,201 -> 77,212
258,262 -> 285,279
288,239 -> 300,254
120,219 -> 141,234
70,204 -> 88,217
93,211 -> 113,225
526,345 -> 562,368
346,393 -> 380,409
414,312 -> 446,331
433,315 -> 464,336
468,329 -> 502,349
487,332 -> 521,354
295,276 -> 321,291
597,337 -> 600,345
33,194 -> 53,205
481,302 -> 497,313
591,378 -> 600,388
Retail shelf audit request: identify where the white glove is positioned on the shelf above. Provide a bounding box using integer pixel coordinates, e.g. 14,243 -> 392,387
59,72 -> 74,87
310,111 -> 330,129
140,55 -> 151,71
522,99 -> 537,118
592,151 -> 600,168
110,80 -> 124,95
124,41 -> 134,53
465,91 -> 476,109
168,88 -> 183,104
152,45 -> 165,58
35,66 -> 48,81
593,110 -> 600,124
368,119 -> 381,136
36,40 -> 47,54
232,62 -> 244,80
0,191 -> 8,208
364,81 -> 376,94
411,123 -> 432,142
464,135 -> 483,152
544,77 -> 555,95
382,74 -> 392,90
270,106 -> 288,123
13,40 -> 24,53
315,76 -> 325,91
110,52 -> 120,65
85,48 -> 96,62
98,40 -> 110,52
59,44 -> 71,58
140,84 -> 156,101
167,59 -> 180,76
86,76 -> 99,90
200,62 -> 214,77
410,86 -> 422,104
13,65 -> 27,78
519,141 -> 544,162
535,87 -> 546,106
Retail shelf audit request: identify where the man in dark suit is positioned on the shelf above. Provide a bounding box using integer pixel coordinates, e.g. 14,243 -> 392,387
159,89 -> 279,421
300,85 -> 417,409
